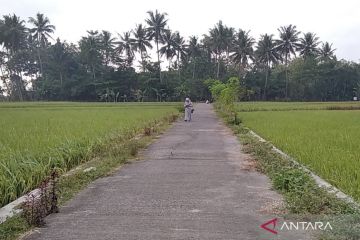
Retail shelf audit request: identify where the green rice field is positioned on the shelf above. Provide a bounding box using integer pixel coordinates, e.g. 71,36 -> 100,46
237,102 -> 360,201
236,101 -> 360,112
0,102 -> 179,207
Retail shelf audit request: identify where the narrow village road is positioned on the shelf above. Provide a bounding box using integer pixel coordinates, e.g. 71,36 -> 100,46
26,103 -> 310,240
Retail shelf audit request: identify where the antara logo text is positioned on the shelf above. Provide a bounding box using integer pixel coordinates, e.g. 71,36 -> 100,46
260,218 -> 333,235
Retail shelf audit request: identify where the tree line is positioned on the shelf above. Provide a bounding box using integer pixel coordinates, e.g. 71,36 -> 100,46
0,10 -> 359,102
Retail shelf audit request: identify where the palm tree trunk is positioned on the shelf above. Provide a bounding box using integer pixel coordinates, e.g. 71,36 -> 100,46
177,51 -> 180,78
92,64 -> 96,93
140,50 -> 145,72
226,47 -> 229,71
92,65 -> 96,80
216,52 -> 220,79
37,47 -> 44,76
263,64 -> 269,100
0,66 -> 10,95
17,84 -> 23,101
59,72 -> 63,92
156,40 -> 161,83
105,52 -> 109,67
285,54 -> 288,100
17,71 -> 24,101
192,61 -> 196,79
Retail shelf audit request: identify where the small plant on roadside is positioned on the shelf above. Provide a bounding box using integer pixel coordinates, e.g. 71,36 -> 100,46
22,193 -> 45,226
49,170 -> 59,214
272,168 -> 312,193
175,105 -> 185,113
144,127 -> 152,136
21,169 -> 59,227
168,114 -> 178,123
128,141 -> 139,157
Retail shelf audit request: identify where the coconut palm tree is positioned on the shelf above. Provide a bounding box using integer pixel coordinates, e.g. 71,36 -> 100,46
298,32 -> 320,59
28,13 -> 55,75
173,31 -> 186,75
145,10 -> 168,82
256,34 -> 280,99
275,24 -> 300,99
0,14 -> 27,54
0,50 -> 10,94
49,38 -> 67,89
79,31 -> 102,81
48,38 -> 77,92
100,30 -> 116,66
206,21 -> 229,79
319,42 -> 336,61
231,29 -> 255,78
159,30 -> 176,70
132,24 -> 152,72
224,26 -> 235,66
0,14 -> 27,100
117,31 -> 135,67
187,36 -> 201,79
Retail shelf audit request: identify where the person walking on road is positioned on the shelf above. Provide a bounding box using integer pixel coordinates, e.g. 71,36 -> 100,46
184,97 -> 193,122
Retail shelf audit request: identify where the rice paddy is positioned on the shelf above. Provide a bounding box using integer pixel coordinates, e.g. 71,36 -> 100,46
237,102 -> 360,201
0,102 -> 179,207
236,101 -> 360,112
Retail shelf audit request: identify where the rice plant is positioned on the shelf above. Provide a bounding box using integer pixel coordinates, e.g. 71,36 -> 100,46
238,102 -> 360,201
0,102 -> 179,207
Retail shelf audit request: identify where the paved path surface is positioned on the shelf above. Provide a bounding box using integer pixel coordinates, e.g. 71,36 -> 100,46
25,104 -> 311,240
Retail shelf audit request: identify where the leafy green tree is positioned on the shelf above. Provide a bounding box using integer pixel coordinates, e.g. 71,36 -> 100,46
34,39 -> 82,100
288,57 -> 318,100
219,77 -> 245,109
207,79 -> 226,100
49,39 -> 75,92
266,64 -> 286,100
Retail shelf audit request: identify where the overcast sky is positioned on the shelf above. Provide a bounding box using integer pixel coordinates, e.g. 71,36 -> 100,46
1,0 -> 360,61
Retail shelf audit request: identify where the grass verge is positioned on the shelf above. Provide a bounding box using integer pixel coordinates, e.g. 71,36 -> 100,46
0,113 -> 179,240
216,106 -> 359,239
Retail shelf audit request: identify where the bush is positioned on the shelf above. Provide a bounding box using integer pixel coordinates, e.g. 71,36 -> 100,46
272,168 -> 312,193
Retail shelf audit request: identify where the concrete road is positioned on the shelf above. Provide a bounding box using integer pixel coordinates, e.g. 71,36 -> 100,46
25,103 -> 311,240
